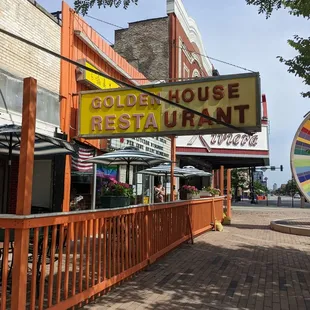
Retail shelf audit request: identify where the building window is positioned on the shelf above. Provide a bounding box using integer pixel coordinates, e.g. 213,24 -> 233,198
192,69 -> 201,78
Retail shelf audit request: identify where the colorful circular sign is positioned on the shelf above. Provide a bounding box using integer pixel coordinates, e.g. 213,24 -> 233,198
291,115 -> 310,201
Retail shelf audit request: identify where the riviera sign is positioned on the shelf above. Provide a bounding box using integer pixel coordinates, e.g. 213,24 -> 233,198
210,133 -> 259,147
78,73 -> 261,138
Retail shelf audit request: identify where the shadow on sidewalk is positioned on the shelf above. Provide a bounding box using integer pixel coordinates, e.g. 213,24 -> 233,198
82,234 -> 310,310
229,223 -> 270,230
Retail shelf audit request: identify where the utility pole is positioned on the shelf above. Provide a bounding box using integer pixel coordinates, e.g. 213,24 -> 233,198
265,177 -> 268,206
250,167 -> 255,204
291,175 -> 294,208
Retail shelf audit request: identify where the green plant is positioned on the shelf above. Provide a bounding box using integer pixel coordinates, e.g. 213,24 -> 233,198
100,178 -> 133,198
202,186 -> 221,196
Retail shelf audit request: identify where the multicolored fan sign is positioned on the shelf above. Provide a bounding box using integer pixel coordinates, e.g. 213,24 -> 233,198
291,115 -> 310,201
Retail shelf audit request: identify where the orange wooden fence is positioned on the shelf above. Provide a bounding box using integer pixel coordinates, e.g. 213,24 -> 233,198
0,197 -> 224,309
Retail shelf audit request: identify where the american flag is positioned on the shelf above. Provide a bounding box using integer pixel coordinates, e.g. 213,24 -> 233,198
72,145 -> 95,172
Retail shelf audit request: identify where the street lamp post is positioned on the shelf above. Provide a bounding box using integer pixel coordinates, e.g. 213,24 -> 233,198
264,177 -> 268,206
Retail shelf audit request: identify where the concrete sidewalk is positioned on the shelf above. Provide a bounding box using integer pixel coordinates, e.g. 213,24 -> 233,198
83,207 -> 310,310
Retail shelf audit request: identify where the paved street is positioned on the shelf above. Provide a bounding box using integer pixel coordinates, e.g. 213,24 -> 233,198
83,207 -> 310,310
234,196 -> 310,209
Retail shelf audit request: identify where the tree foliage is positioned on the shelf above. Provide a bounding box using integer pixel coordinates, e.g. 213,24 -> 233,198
253,181 -> 269,194
274,178 -> 300,196
73,0 -> 309,97
74,0 -> 138,15
231,169 -> 250,190
246,0 -> 310,98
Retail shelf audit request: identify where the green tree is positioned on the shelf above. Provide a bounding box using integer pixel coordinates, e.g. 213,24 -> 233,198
231,169 -> 250,199
253,181 -> 269,194
74,0 -> 138,15
74,0 -> 309,97
246,0 -> 310,98
274,178 -> 300,196
285,178 -> 300,196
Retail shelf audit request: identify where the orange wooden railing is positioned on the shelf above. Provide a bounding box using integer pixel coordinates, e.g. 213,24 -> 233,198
0,197 -> 224,309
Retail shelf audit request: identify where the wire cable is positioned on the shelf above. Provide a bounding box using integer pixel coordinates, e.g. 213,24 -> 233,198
74,16 -> 160,82
86,15 -> 124,29
75,15 -> 113,45
85,14 -> 256,73
0,27 -> 254,135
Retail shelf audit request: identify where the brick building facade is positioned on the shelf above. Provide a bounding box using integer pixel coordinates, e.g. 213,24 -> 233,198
0,0 -> 61,129
113,0 -> 214,82
0,0 -> 65,214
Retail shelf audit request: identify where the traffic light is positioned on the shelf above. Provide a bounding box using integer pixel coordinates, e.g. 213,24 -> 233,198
280,165 -> 283,171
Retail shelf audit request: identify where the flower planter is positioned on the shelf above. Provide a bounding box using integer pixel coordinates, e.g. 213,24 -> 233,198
199,191 -> 212,198
179,192 -> 199,200
98,196 -> 130,209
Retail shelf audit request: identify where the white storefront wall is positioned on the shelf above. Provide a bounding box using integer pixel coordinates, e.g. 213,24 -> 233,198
177,125 -> 269,153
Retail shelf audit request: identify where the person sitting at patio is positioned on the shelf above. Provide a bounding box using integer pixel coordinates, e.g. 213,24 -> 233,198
154,182 -> 165,203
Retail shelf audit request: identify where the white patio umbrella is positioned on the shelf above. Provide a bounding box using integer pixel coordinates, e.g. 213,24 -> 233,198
83,147 -> 172,208
138,163 -> 191,201
138,163 -> 190,178
84,146 -> 172,183
181,166 -> 212,177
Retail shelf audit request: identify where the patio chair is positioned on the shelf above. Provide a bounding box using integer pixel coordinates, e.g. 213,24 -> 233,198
28,225 -> 68,297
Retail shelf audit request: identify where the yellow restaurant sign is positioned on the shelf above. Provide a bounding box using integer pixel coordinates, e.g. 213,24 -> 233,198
78,73 -> 261,138
77,59 -> 120,90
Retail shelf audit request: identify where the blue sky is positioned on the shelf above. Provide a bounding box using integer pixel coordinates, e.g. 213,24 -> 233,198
38,0 -> 309,188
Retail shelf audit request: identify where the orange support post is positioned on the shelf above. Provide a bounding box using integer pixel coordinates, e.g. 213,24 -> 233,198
170,136 -> 176,201
226,169 -> 232,217
11,77 -> 37,309
60,2 -> 74,212
220,165 -> 224,195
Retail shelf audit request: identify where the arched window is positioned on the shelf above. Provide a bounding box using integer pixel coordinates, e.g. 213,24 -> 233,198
192,69 -> 201,78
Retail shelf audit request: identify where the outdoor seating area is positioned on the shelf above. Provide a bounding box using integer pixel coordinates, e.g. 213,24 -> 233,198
0,197 -> 224,309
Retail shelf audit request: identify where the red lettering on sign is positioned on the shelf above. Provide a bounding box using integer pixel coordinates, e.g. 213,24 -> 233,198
119,114 -> 130,130
198,108 -> 213,126
182,88 -> 195,103
234,105 -> 249,123
169,89 -> 180,103
91,116 -> 102,131
132,113 -> 144,129
213,85 -> 224,100
164,111 -> 177,128
198,87 -> 209,101
216,107 -> 231,124
228,83 -> 240,98
182,111 -> 195,127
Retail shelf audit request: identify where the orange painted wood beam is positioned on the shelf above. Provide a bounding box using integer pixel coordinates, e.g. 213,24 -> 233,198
226,168 -> 232,217
11,77 -> 37,309
170,136 -> 176,201
220,165 -> 224,195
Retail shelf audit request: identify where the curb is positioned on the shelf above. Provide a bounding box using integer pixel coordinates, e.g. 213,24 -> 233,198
270,219 -> 310,237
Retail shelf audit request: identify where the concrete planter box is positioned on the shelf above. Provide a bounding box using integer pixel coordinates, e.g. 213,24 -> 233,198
180,192 -> 200,200
98,196 -> 130,209
199,191 -> 213,198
